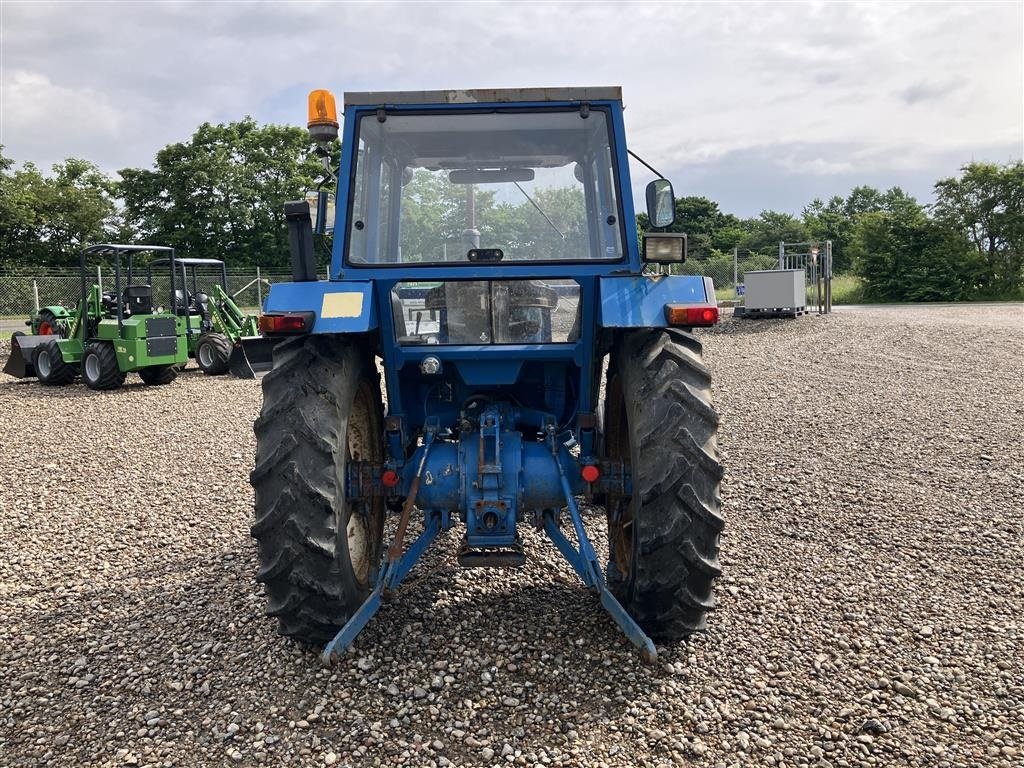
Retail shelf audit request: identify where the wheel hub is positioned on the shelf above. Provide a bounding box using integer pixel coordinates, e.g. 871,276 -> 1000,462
37,350 -> 51,378
84,354 -> 100,382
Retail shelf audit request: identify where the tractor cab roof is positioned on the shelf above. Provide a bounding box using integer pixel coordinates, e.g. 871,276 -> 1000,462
344,86 -> 622,108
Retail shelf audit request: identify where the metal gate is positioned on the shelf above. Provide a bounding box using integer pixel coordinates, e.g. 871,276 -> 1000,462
778,240 -> 833,314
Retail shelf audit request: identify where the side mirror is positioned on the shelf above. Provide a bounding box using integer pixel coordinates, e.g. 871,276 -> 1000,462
643,232 -> 687,264
305,189 -> 336,235
645,178 -> 675,228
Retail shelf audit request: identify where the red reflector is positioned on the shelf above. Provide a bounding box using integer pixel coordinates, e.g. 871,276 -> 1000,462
665,305 -> 719,326
259,314 -> 309,334
581,465 -> 600,483
381,470 -> 400,488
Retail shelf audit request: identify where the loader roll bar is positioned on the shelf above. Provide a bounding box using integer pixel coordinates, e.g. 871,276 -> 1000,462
79,244 -> 176,334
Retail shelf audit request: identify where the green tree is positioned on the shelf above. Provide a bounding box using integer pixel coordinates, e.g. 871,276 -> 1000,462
119,118 -> 325,270
638,195 -> 745,257
802,195 -> 852,271
932,161 -> 1024,292
740,210 -> 808,254
850,204 -> 978,302
0,148 -> 119,269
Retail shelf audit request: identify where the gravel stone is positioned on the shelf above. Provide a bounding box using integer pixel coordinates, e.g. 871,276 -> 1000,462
1,304 -> 1022,767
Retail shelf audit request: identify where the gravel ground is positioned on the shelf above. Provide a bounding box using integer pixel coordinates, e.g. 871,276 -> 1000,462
1,304 -> 1021,768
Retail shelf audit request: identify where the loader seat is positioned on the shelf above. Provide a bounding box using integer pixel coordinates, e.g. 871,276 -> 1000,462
123,285 -> 153,315
101,291 -> 120,315
193,292 -> 210,316
173,289 -> 194,316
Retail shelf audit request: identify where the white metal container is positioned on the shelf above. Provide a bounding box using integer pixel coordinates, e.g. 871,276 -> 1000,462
743,269 -> 805,310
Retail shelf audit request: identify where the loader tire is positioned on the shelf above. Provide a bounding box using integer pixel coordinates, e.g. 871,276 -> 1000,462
250,335 -> 385,645
138,364 -> 177,386
34,339 -> 76,385
602,328 -> 724,640
81,341 -> 125,391
196,332 -> 231,375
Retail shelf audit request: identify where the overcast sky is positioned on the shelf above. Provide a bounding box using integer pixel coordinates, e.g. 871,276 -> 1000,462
2,0 -> 1021,218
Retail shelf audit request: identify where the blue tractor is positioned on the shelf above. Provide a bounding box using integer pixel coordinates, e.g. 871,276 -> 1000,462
251,87 -> 723,663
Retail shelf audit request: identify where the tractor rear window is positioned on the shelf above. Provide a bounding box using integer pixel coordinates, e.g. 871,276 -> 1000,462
391,280 -> 581,345
347,109 -> 624,265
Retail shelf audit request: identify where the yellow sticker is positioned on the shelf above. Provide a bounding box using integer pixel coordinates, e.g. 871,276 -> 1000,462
321,291 -> 364,319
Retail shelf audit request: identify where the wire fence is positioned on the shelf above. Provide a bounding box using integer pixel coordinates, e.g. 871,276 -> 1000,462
0,269 -> 296,317
3,245 -> 835,318
676,250 -> 778,300
677,242 -> 834,307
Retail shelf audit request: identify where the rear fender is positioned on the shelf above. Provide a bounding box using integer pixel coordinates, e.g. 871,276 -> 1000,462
262,281 -> 377,334
599,275 -> 716,328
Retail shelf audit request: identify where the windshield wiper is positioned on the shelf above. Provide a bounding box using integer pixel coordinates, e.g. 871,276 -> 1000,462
514,181 -> 565,240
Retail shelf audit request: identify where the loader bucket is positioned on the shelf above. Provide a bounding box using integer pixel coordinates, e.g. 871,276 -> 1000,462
228,336 -> 277,379
3,333 -> 59,379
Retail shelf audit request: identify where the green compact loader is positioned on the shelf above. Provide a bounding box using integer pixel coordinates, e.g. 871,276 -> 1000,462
147,257 -> 274,377
7,244 -> 191,389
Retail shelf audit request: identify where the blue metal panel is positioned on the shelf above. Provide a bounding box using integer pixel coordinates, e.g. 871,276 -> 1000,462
329,109 -> 361,279
454,359 -> 524,386
609,104 -> 641,268
263,281 -> 377,333
599,275 -> 712,328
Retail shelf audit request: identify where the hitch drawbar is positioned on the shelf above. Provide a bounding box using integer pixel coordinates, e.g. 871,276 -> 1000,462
321,410 -> 656,664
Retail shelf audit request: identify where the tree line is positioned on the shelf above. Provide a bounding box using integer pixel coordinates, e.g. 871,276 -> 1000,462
1,118 -> 1021,301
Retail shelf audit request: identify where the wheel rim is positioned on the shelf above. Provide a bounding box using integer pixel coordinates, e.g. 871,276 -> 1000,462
198,344 -> 213,367
347,513 -> 370,584
606,371 -> 634,580
37,350 -> 51,378
84,354 -> 100,382
345,381 -> 380,586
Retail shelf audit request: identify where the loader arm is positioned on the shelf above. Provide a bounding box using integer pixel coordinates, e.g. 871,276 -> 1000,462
210,284 -> 259,340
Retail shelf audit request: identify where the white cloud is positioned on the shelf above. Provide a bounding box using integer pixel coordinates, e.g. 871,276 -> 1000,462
1,69 -> 121,167
0,0 -> 1020,214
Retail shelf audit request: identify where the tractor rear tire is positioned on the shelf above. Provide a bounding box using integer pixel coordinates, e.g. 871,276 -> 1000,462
82,342 -> 126,391
602,328 -> 724,640
36,309 -> 64,337
138,365 -> 177,386
34,339 -> 76,385
250,335 -> 385,645
196,332 -> 231,376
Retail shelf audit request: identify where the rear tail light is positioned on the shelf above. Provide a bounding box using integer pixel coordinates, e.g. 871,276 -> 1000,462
664,305 -> 719,326
259,312 -> 315,334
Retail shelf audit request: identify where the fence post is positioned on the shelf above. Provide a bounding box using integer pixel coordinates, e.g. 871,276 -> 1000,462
733,247 -> 738,292
826,241 -> 833,313
33,280 -> 40,312
97,265 -> 103,295
778,241 -> 785,270
256,266 -> 263,308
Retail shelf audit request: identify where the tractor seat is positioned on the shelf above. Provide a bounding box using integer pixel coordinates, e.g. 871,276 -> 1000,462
123,285 -> 153,315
